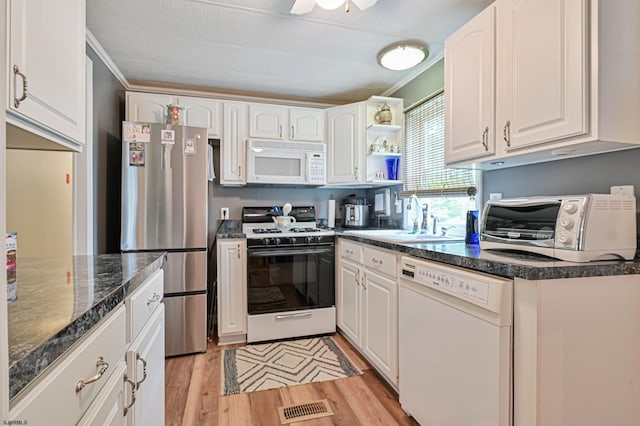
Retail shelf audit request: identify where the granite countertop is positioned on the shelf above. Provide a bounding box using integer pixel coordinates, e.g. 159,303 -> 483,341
8,252 -> 166,400
336,233 -> 640,280
213,221 -> 640,280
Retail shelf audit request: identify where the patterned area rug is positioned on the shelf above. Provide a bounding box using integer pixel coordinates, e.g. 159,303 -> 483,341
222,336 -> 362,395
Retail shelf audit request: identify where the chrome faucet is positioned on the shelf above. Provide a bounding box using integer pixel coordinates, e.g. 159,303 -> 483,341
441,225 -> 456,236
431,214 -> 438,235
408,194 -> 423,233
421,203 -> 429,234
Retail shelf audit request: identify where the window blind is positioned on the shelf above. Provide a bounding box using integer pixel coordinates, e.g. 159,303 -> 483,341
401,91 -> 476,196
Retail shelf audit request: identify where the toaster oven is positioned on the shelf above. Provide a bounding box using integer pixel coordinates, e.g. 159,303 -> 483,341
480,194 -> 637,262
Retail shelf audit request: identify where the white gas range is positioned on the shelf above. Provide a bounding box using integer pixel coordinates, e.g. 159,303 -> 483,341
241,206 -> 336,343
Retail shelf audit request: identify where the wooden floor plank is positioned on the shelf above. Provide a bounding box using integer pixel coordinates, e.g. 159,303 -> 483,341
166,333 -> 416,426
165,354 -> 195,426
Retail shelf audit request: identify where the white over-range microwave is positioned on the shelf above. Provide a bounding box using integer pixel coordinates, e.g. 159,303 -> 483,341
246,139 -> 326,185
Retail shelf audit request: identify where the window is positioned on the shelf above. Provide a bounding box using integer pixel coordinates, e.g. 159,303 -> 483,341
402,91 -> 479,237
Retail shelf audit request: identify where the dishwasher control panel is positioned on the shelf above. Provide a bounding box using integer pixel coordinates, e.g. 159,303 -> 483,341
400,256 -> 513,318
412,263 -> 490,304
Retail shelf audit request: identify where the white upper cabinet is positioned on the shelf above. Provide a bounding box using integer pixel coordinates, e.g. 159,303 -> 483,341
445,5 -> 496,164
248,103 -> 287,139
497,0 -> 587,150
180,97 -> 222,139
125,92 -> 221,139
289,107 -> 324,142
326,102 -> 365,184
221,101 -> 248,186
445,0 -> 640,169
126,92 -> 176,124
7,0 -> 86,149
248,103 -> 325,142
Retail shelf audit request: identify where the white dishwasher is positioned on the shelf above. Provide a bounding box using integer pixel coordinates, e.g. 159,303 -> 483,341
399,256 -> 513,426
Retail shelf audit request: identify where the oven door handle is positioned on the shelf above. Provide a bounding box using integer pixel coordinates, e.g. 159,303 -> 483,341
248,247 -> 333,257
275,312 -> 313,320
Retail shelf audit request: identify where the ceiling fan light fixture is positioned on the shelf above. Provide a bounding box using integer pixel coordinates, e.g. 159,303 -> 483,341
315,0 -> 345,10
377,42 -> 429,71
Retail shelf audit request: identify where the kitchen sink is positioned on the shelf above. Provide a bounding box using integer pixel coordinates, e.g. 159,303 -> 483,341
342,229 -> 463,243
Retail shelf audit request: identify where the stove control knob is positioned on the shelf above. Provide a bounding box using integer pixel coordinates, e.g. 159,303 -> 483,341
306,236 -> 314,244
557,233 -> 572,244
275,237 -> 282,245
262,238 -> 271,246
560,218 -> 574,229
290,237 -> 297,245
563,202 -> 578,214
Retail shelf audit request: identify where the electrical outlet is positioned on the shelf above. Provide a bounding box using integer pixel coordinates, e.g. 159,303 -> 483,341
220,207 -> 229,220
395,200 -> 402,213
489,192 -> 503,200
610,185 -> 635,196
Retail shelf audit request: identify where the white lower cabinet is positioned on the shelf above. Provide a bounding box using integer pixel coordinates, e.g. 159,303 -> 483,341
336,239 -> 398,387
125,304 -> 165,426
8,268 -> 165,424
217,239 -> 247,344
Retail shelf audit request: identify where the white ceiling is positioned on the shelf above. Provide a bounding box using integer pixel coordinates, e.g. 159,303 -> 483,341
87,0 -> 492,105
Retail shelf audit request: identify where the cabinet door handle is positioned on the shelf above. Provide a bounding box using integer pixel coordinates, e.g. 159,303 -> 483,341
362,274 -> 367,290
355,270 -> 360,286
279,125 -> 283,138
291,125 -> 295,139
75,357 -> 109,393
146,292 -> 161,305
503,121 -> 511,147
123,374 -> 137,416
354,166 -> 359,181
237,244 -> 241,259
13,65 -> 28,108
238,165 -> 242,177
135,353 -> 148,389
481,127 -> 489,151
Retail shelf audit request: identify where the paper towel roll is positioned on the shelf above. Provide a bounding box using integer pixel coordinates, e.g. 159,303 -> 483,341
328,199 -> 336,229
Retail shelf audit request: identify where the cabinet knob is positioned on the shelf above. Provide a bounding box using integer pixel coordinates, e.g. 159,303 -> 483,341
75,357 -> 109,393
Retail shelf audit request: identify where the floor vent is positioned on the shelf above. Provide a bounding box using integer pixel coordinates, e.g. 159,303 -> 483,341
278,399 -> 334,424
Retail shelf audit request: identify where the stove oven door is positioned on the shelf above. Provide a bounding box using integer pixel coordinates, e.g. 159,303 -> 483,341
246,244 -> 335,315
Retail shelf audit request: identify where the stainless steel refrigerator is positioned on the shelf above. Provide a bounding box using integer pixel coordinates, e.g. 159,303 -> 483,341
121,122 -> 208,356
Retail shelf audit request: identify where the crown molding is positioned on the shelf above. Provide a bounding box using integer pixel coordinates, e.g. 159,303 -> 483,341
86,30 -> 130,89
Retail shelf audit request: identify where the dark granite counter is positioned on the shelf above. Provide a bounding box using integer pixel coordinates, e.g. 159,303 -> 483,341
337,233 -> 640,280
8,252 -> 166,400
215,220 -> 244,239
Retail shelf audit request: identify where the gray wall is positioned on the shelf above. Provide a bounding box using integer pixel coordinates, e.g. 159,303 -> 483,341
391,58 -> 444,109
483,148 -> 640,202
87,45 -> 126,254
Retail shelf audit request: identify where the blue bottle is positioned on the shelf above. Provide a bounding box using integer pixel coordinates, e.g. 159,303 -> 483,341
465,210 -> 479,245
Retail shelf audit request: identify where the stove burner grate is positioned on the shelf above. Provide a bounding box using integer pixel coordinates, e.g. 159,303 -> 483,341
251,228 -> 282,234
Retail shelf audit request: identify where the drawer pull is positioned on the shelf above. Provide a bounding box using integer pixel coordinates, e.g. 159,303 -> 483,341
123,374 -> 137,416
146,292 -> 161,305
75,357 -> 109,393
275,312 -> 312,320
135,353 -> 148,389
371,257 -> 383,265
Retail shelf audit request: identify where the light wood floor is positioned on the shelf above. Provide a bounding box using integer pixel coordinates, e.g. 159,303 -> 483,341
165,332 -> 419,426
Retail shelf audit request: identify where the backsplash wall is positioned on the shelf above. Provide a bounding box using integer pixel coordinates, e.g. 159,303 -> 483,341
482,147 -> 640,206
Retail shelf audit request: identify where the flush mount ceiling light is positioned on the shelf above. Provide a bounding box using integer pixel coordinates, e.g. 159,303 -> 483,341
290,0 -> 378,15
377,41 -> 429,71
